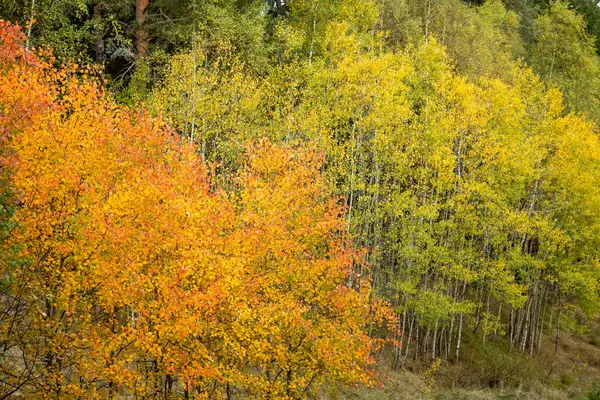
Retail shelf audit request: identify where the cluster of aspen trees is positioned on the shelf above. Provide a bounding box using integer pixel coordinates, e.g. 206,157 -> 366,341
150,0 -> 600,366
2,0 -> 600,398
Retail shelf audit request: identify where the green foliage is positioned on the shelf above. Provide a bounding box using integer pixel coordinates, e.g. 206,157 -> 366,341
588,384 -> 600,400
150,8 -> 600,364
0,0 -> 91,60
283,0 -> 380,60
528,1 -> 600,120
187,0 -> 271,72
379,0 -> 423,49
566,0 -> 600,56
149,41 -> 263,176
430,0 -> 525,78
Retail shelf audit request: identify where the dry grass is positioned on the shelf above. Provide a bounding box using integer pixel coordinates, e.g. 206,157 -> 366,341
320,326 -> 600,400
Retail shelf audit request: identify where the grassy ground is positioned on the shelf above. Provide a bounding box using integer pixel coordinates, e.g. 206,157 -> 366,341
322,327 -> 600,399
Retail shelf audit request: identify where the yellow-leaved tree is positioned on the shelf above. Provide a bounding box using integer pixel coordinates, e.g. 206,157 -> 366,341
0,21 -> 393,399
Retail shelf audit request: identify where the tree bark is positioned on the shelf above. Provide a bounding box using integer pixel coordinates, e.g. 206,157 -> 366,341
135,0 -> 150,58
25,0 -> 36,51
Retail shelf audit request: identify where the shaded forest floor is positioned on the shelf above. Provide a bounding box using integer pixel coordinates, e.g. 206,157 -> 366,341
323,325 -> 600,399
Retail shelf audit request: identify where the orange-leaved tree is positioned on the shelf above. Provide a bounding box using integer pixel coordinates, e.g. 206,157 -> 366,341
0,21 -> 393,399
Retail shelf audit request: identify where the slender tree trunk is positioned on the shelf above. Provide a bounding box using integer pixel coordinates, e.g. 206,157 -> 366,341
93,5 -> 106,63
494,301 -> 502,342
135,0 -> 150,58
520,296 -> 532,353
431,319 -> 439,361
25,0 -> 36,51
447,311 -> 454,360
538,286 -> 548,351
455,313 -> 463,361
414,323 -> 420,360
422,323 -> 431,356
455,280 -> 467,361
509,307 -> 515,353
394,297 -> 408,369
482,290 -> 491,344
424,0 -> 432,45
308,0 -> 319,64
555,291 -> 562,353
401,312 -> 416,367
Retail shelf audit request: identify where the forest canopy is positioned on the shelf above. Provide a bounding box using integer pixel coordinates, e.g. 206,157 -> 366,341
1,0 -> 600,398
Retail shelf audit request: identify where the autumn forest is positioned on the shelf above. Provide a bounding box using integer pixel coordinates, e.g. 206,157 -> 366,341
1,0 -> 600,398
